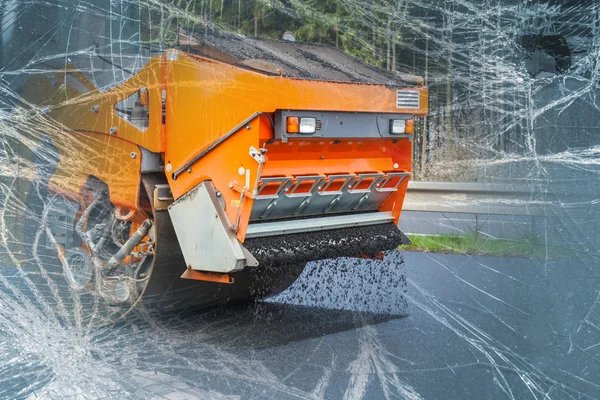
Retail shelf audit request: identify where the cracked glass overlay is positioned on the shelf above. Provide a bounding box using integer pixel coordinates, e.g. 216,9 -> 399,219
0,1 -> 599,399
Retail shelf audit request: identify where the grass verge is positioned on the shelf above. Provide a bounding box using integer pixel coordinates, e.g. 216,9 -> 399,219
402,233 -> 560,259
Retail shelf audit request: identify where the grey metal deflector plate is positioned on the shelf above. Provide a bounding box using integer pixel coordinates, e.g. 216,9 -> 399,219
167,181 -> 247,273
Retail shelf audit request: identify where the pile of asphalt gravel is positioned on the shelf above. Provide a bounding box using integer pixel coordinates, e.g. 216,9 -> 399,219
244,223 -> 404,269
182,27 -> 409,87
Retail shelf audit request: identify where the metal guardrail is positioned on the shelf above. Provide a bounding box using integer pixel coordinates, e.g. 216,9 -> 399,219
404,181 -> 550,216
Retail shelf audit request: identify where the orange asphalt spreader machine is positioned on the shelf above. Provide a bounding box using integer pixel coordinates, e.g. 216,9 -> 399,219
22,29 -> 428,313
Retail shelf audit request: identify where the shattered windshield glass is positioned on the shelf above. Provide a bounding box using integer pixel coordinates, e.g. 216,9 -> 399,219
0,0 -> 599,399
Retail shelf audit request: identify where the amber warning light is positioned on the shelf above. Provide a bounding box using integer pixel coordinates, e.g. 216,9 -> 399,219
286,116 -> 299,133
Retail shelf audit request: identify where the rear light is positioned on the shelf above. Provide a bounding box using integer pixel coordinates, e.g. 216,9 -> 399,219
299,117 -> 317,134
405,119 -> 414,134
389,119 -> 414,134
287,116 -> 317,134
286,116 -> 299,133
390,119 -> 406,134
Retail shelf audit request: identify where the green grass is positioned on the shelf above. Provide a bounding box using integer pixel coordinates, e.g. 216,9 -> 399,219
402,233 -> 560,259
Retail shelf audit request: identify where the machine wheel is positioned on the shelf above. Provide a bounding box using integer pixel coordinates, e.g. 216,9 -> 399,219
12,172 -> 305,324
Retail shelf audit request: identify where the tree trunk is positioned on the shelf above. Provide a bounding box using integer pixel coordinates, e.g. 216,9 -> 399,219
386,19 -> 391,70
392,21 -> 396,72
445,42 -> 453,157
372,25 -> 377,63
421,31 -> 429,175
424,28 -> 429,85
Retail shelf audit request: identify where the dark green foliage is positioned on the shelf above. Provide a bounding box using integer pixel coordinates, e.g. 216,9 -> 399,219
155,0 -> 405,70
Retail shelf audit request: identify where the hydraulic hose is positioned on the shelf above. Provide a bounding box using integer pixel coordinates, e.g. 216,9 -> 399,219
105,219 -> 153,270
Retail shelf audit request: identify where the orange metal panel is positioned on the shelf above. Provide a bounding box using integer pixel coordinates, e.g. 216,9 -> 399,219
17,62 -> 160,209
260,139 -> 412,174
166,115 -> 266,241
48,131 -> 141,209
262,137 -> 412,226
23,59 -> 166,153
180,269 -> 234,284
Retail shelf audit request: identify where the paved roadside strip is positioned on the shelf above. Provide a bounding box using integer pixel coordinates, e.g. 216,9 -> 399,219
401,181 -> 552,239
399,210 -> 549,238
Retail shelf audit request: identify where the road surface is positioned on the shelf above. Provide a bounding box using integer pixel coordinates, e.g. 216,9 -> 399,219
1,250 -> 598,399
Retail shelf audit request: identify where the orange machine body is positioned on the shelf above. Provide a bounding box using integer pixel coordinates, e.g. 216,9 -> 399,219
32,48 -> 427,245
162,50 -> 427,242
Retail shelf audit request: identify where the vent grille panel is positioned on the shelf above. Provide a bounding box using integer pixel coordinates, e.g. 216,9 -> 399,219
396,90 -> 420,109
